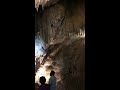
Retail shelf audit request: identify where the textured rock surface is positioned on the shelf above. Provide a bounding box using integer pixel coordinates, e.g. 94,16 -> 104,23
35,0 -> 85,43
35,0 -> 85,90
35,0 -> 60,10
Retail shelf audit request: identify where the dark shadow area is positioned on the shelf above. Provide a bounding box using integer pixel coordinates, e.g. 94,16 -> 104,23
61,39 -> 85,90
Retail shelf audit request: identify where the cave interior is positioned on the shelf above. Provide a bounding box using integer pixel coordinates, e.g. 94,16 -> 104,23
35,0 -> 85,90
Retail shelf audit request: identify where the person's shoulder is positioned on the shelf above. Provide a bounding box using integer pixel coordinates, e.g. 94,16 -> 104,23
53,76 -> 56,78
52,76 -> 56,80
51,76 -> 54,79
45,84 -> 50,90
45,84 -> 49,86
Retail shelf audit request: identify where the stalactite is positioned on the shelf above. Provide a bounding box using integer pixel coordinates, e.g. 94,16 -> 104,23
35,1 -> 85,89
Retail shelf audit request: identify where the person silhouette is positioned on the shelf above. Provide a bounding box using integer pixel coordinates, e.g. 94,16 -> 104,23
48,71 -> 56,90
39,76 -> 50,90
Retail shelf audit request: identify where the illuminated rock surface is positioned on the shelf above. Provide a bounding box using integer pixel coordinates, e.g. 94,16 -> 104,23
35,0 -> 85,90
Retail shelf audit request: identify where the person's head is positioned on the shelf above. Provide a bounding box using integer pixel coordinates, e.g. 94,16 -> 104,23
39,76 -> 46,85
50,70 -> 55,76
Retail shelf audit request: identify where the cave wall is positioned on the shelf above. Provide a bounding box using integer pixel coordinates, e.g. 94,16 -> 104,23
35,0 -> 85,90
62,39 -> 85,90
35,0 -> 85,45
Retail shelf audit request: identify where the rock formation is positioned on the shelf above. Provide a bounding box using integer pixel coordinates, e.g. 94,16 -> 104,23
35,0 -> 85,90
